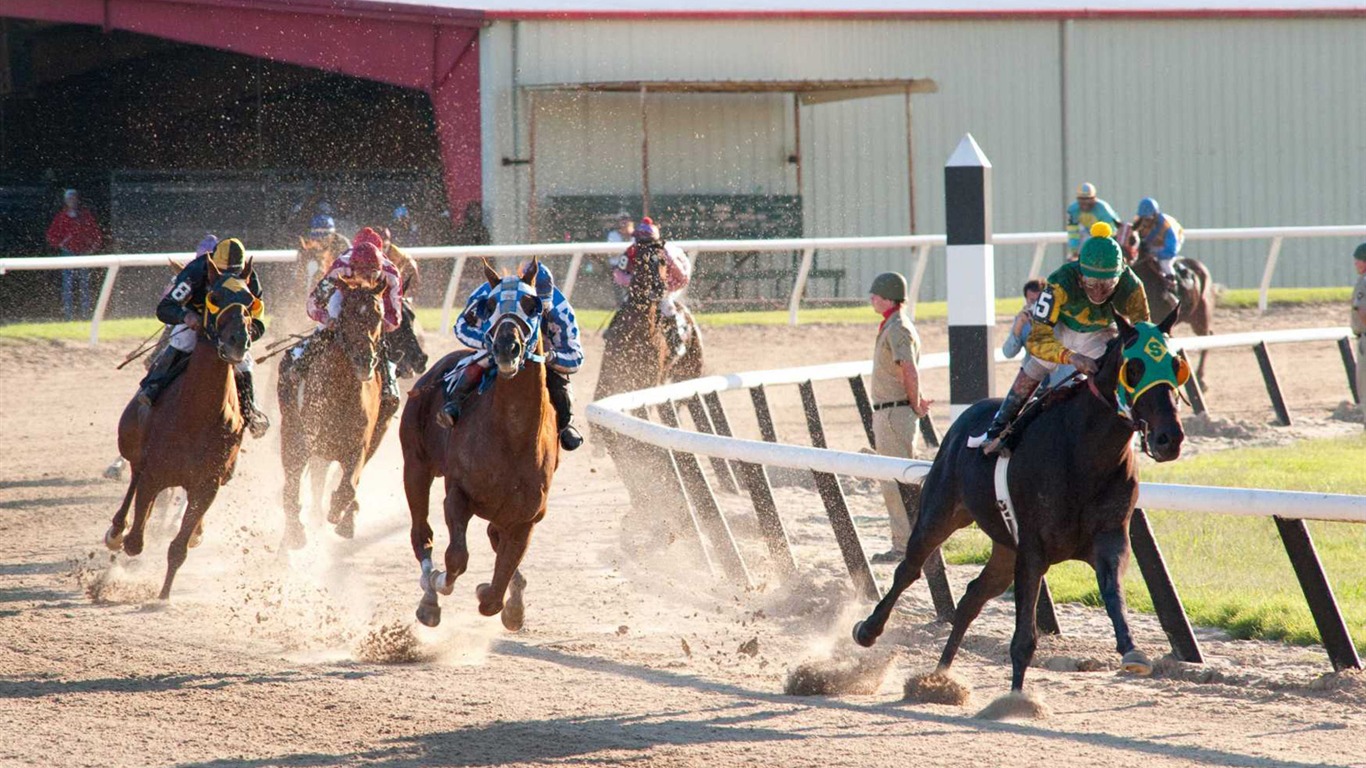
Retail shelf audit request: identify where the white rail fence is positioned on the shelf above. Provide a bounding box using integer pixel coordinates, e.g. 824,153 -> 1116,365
585,326 -> 1365,670
4,224 -> 1366,345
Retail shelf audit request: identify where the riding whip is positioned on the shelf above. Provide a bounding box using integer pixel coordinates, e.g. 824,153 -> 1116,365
115,327 -> 166,370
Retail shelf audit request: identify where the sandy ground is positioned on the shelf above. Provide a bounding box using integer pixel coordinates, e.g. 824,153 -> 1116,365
1,303 -> 1364,768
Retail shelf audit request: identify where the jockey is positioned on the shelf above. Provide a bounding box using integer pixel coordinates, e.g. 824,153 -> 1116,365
298,228 -> 404,412
612,216 -> 693,355
1134,197 -> 1185,290
301,214 -> 351,278
1066,182 -> 1121,261
440,261 -> 585,451
136,237 -> 270,438
969,222 -> 1150,455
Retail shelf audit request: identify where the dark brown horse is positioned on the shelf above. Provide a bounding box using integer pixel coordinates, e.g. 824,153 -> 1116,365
1119,221 -> 1215,382
592,246 -> 704,427
277,275 -> 389,546
853,311 -> 1187,701
106,261 -> 262,600
400,260 -> 559,630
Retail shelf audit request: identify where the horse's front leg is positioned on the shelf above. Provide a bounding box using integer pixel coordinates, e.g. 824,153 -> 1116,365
1093,527 -> 1151,675
328,452 -> 365,540
1009,548 -> 1046,693
476,519 -> 535,628
416,482 -> 471,627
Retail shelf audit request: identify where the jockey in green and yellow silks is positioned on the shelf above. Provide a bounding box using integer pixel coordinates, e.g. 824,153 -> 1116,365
969,222 -> 1150,455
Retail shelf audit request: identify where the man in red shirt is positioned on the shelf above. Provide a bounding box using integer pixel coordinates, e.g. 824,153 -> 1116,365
45,189 -> 104,320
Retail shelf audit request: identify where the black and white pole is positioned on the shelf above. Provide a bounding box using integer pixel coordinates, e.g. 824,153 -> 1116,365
945,134 -> 996,420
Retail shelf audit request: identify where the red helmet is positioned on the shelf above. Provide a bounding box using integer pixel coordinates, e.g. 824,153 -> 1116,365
352,227 -> 384,251
349,241 -> 381,273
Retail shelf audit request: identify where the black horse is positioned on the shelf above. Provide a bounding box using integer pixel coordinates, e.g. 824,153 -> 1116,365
853,310 -> 1187,698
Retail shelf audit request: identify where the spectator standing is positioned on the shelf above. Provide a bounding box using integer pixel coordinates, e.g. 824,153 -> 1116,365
45,189 -> 103,320
1352,244 -> 1366,424
867,271 -> 932,564
606,212 -> 634,243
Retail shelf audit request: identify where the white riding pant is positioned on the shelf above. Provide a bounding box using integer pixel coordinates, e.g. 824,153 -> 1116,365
1158,254 -> 1178,277
1022,325 -> 1115,381
167,323 -> 254,373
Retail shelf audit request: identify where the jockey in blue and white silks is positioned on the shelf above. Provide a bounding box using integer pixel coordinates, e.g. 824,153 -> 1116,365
442,261 -> 585,450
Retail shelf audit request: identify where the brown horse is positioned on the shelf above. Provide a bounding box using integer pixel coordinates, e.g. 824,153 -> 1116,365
277,275 -> 390,546
106,261 -> 262,600
400,260 -> 559,630
282,234 -> 349,334
592,245 -> 704,415
1119,221 -> 1215,382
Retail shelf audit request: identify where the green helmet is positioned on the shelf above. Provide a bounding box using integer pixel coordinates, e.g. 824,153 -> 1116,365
1078,235 -> 1123,279
1354,242 -> 1366,262
869,272 -> 907,302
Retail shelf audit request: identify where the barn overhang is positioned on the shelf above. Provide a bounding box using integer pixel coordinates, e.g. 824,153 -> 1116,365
0,0 -> 486,218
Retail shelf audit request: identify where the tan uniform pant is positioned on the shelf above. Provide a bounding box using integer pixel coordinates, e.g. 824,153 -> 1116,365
1357,336 -> 1366,422
873,406 -> 920,553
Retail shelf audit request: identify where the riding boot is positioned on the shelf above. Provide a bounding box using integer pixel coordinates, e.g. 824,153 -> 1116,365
235,370 -> 271,439
967,373 -> 1040,455
437,362 -> 483,429
136,347 -> 189,406
546,369 -> 584,451
378,353 -> 401,420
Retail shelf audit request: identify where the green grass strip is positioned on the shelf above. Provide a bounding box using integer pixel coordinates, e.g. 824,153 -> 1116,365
942,433 -> 1366,652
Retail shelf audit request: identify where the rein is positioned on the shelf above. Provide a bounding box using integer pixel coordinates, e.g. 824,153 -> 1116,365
1082,374 -> 1159,459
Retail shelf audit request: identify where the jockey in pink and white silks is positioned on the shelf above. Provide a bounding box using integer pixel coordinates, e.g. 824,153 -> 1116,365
439,261 -> 585,451
291,227 -> 405,411
612,216 -> 692,354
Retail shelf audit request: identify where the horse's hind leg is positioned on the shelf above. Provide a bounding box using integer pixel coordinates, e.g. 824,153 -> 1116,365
158,483 -> 217,600
854,497 -> 971,648
329,451 -> 365,539
936,542 -> 1016,672
280,432 -> 308,550
476,521 -> 534,627
1093,527 -> 1151,675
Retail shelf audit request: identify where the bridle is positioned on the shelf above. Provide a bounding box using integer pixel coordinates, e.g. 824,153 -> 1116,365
487,276 -> 545,368
1082,331 -> 1189,460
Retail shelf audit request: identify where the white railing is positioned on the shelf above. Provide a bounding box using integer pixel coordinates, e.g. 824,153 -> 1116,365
585,326 -> 1366,524
4,223 -> 1365,344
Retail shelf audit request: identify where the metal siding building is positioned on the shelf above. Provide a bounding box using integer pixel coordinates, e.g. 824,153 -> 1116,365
480,15 -> 1366,300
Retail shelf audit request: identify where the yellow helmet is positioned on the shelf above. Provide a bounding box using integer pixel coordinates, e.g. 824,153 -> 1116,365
210,238 -> 247,272
1076,182 -> 1097,200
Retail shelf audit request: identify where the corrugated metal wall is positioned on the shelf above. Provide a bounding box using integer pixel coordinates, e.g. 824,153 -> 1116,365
480,18 -> 1366,300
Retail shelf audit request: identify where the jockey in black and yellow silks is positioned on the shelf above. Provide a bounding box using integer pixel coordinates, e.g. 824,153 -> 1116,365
136,238 -> 270,438
968,222 -> 1150,455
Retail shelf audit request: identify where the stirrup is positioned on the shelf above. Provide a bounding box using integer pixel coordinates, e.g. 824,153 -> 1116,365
559,425 -> 583,451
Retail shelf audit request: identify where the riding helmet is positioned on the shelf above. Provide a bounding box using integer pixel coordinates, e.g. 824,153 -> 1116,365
309,215 -> 336,238
869,272 -> 907,302
350,242 -> 382,274
634,216 -> 659,243
1136,197 -> 1161,219
1078,235 -> 1123,279
210,238 -> 247,272
195,234 -> 219,259
352,227 -> 385,251
1076,182 -> 1097,200
1354,243 -> 1366,262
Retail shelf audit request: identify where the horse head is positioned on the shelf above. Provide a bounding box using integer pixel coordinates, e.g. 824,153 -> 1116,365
626,243 -> 669,310
483,259 -> 544,380
1103,308 -> 1187,462
336,275 -> 387,382
203,258 -> 262,366
1117,222 -> 1142,266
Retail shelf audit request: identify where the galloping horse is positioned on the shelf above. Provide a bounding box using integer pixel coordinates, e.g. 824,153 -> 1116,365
853,311 -> 1187,699
1119,221 -> 1216,382
277,274 -> 391,545
106,261 -> 263,600
592,245 -> 704,407
400,260 -> 559,630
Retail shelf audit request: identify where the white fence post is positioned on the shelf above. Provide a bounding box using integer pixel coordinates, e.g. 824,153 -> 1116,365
561,251 -> 585,300
907,243 -> 932,320
440,255 -> 469,336
1258,236 -> 1285,313
788,248 -> 816,326
1027,241 -> 1048,279
89,264 -> 120,347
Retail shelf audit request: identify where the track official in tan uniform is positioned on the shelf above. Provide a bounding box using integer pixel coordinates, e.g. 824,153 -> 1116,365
1352,245 -> 1366,424
868,272 -> 932,564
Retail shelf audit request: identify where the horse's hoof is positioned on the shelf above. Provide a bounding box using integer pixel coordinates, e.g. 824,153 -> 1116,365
1121,650 -> 1153,676
334,515 -> 355,540
188,522 -> 204,549
852,620 -> 878,648
415,601 -> 441,628
122,535 -> 144,558
501,595 -> 525,632
326,507 -> 342,525
104,526 -> 124,552
476,583 -> 503,617
103,459 -> 126,480
282,522 -> 307,551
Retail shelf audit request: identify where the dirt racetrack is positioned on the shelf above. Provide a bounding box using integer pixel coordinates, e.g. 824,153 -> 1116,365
2,303 -> 1364,768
